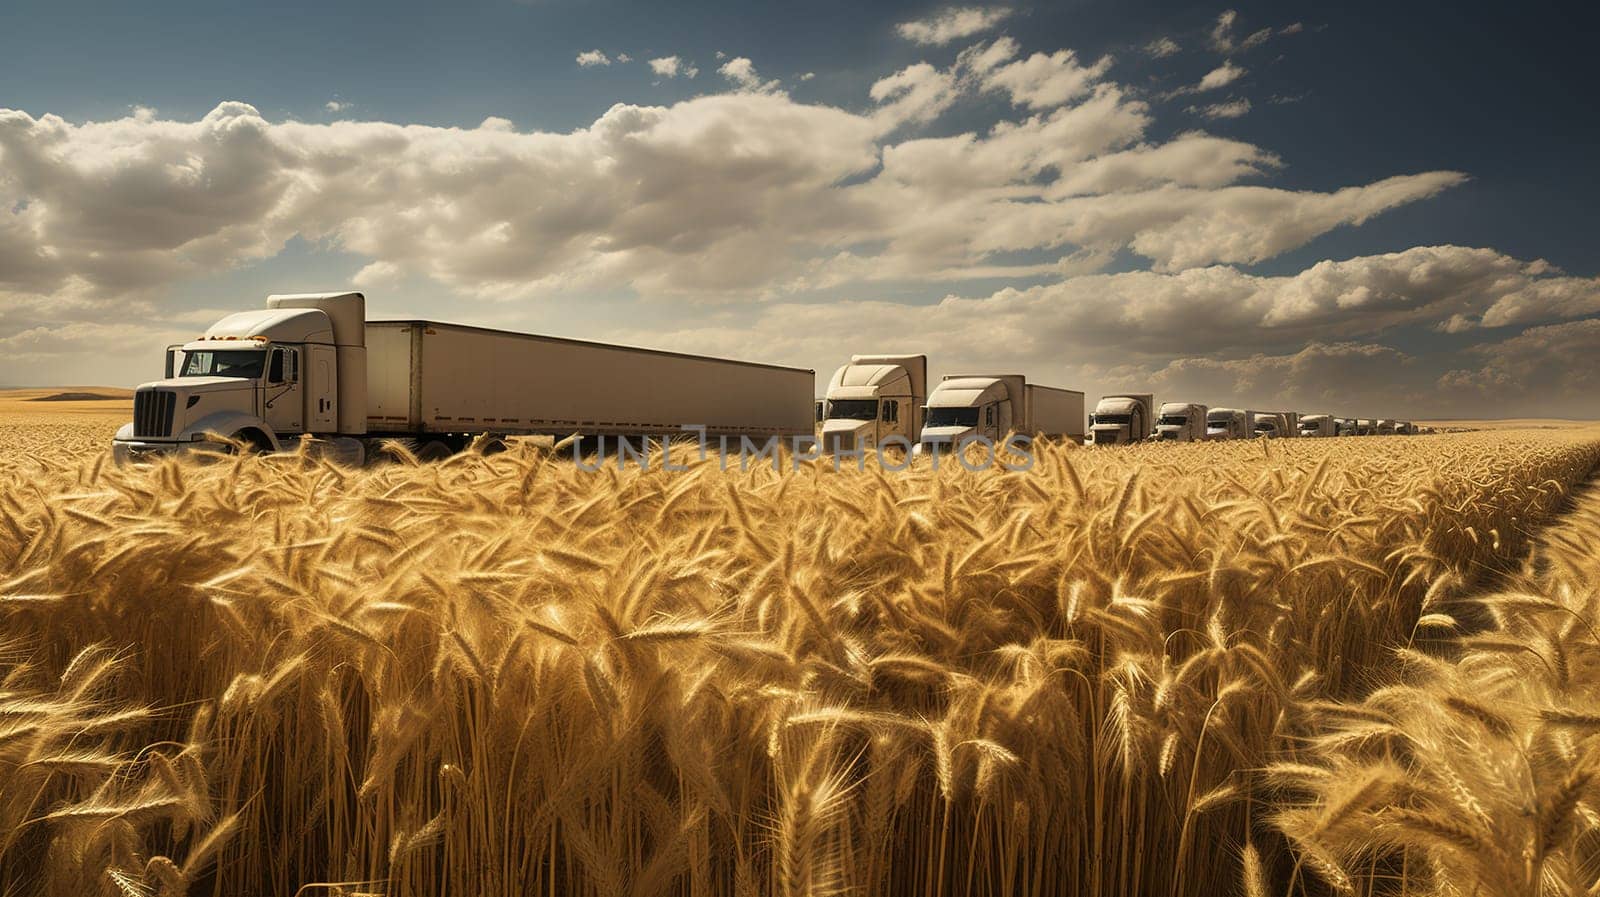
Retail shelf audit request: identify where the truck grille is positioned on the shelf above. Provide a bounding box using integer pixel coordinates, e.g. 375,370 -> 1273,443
134,389 -> 177,438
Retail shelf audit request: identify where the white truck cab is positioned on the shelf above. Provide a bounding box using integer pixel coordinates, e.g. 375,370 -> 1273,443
115,293 -> 367,461
1088,394 -> 1154,446
1154,402 -> 1208,442
819,355 -> 927,453
1205,408 -> 1250,440
1298,414 -> 1336,438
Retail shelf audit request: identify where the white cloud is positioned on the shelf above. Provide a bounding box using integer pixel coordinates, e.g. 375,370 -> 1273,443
324,100 -> 350,114
575,49 -> 611,67
800,72 -> 816,81
1211,10 -> 1239,51
1196,62 -> 1246,91
982,49 -> 1112,109
1144,37 -> 1182,58
1280,23 -> 1305,36
1440,319 -> 1600,415
895,7 -> 1013,46
1192,98 -> 1251,119
616,53 -> 633,64
717,57 -> 778,93
649,56 -> 697,79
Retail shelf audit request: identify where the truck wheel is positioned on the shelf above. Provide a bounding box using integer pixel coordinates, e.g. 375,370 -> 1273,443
231,429 -> 274,454
417,440 -> 455,462
472,434 -> 509,456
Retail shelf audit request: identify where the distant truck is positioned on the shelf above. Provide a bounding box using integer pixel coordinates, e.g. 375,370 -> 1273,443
918,375 -> 1084,452
1298,414 -> 1336,438
1395,421 -> 1416,435
1376,419 -> 1398,435
113,292 -> 814,463
1357,418 -> 1378,436
1335,418 -> 1358,437
1282,411 -> 1301,438
819,355 -> 928,453
1089,394 -> 1155,446
1251,411 -> 1290,438
1205,408 -> 1250,441
1154,402 -> 1208,442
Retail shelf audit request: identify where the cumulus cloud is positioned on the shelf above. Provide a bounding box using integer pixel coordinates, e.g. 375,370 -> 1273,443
0,89 -> 1471,313
895,6 -> 1012,46
575,49 -> 611,67
717,57 -> 778,93
649,56 -> 698,79
1440,319 -> 1600,415
324,100 -> 350,113
983,49 -> 1112,109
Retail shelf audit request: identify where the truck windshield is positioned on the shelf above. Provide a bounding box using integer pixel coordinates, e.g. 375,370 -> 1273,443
1255,422 -> 1276,432
181,349 -> 266,379
1095,414 -> 1131,425
925,407 -> 979,427
1158,415 -> 1187,426
826,399 -> 878,421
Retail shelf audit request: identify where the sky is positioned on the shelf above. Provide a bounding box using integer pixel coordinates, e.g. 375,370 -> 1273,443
2,0 -> 1598,418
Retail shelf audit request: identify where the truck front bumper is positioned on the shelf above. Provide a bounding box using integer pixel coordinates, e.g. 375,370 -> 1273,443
111,437 -> 228,464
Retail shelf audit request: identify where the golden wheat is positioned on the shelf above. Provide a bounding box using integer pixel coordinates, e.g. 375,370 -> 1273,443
0,422 -> 1596,897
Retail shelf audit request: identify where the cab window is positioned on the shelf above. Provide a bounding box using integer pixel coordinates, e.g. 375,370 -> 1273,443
880,400 -> 898,423
268,347 -> 299,384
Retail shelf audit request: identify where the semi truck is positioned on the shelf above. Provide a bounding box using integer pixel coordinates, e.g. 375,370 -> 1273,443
1205,408 -> 1250,441
818,355 -> 928,453
1251,411 -> 1290,438
1298,414 -> 1336,438
1356,418 -> 1378,436
113,292 -> 815,463
1376,419 -> 1398,435
1088,394 -> 1155,446
1335,418 -> 1358,437
917,375 -> 1084,451
1154,402 -> 1208,442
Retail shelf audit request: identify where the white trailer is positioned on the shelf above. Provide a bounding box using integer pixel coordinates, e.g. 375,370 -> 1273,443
819,354 -> 928,453
918,375 -> 1084,451
1088,394 -> 1155,446
114,292 -> 814,462
1205,408 -> 1250,441
1155,402 -> 1208,442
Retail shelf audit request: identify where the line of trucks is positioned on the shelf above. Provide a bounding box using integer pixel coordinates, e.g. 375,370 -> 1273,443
110,292 -> 1420,463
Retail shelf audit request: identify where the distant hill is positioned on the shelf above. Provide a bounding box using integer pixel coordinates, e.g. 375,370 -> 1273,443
26,391 -> 130,402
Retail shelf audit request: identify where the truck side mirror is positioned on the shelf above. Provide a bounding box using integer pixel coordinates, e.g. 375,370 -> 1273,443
268,349 -> 285,384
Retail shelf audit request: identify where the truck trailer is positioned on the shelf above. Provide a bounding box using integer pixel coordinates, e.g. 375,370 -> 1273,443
114,292 -> 815,463
818,355 -> 928,454
1089,394 -> 1155,446
1155,402 -> 1208,442
1205,408 -> 1250,441
918,375 -> 1084,451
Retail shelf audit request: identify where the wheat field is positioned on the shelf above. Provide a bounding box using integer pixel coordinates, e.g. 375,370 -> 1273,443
1,417 -> 1598,897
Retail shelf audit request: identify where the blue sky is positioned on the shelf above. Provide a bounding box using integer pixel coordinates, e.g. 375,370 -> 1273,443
2,0 -> 1597,416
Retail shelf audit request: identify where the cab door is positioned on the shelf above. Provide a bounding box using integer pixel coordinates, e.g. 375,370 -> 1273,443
878,396 -> 904,443
263,346 -> 303,434
307,345 -> 338,432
